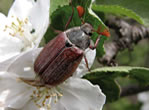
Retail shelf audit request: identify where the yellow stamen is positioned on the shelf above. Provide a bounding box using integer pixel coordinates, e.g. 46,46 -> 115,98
31,87 -> 63,110
3,17 -> 28,37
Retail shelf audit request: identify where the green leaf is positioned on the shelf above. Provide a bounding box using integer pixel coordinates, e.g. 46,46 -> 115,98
72,0 -> 108,32
95,0 -> 149,26
96,36 -> 107,57
84,66 -> 149,102
45,6 -> 82,42
50,0 -> 69,15
92,5 -> 144,25
104,98 -> 142,110
130,68 -> 149,85
90,77 -> 120,102
51,6 -> 81,31
72,0 -> 91,8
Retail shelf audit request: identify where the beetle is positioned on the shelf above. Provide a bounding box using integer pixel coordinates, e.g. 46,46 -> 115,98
21,5 -> 110,87
34,23 -> 96,86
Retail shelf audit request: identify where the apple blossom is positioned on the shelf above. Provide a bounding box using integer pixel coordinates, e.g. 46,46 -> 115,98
0,0 -> 50,62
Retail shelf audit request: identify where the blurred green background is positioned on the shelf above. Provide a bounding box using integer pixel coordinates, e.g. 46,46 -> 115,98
0,0 -> 13,15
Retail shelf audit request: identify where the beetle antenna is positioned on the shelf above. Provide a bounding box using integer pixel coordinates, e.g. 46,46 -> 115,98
65,0 -> 74,30
93,25 -> 111,37
76,5 -> 85,24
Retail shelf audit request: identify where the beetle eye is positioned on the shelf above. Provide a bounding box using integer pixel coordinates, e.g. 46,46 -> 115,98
84,31 -> 92,36
88,32 -> 92,36
65,41 -> 72,47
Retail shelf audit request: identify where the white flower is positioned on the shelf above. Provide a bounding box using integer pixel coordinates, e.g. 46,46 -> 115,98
0,0 -> 50,62
0,48 -> 106,110
138,92 -> 149,110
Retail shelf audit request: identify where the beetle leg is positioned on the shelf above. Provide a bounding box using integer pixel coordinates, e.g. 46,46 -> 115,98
17,77 -> 45,87
50,27 -> 62,34
89,36 -> 101,50
83,54 -> 90,72
65,0 -> 74,30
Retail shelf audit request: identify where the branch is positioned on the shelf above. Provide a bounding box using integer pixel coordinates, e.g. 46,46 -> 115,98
99,16 -> 149,66
120,84 -> 149,97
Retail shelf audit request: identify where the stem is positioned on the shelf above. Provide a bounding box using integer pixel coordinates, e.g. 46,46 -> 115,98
120,84 -> 149,97
99,16 -> 149,66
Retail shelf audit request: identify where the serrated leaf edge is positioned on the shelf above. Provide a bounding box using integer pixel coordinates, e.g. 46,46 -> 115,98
92,4 -> 144,25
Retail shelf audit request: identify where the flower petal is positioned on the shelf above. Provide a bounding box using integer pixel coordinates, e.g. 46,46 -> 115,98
0,55 -> 18,71
8,0 -> 35,19
138,92 -> 149,110
0,34 -> 23,63
22,100 -> 40,110
0,13 -> 7,29
3,108 -> 16,110
7,48 -> 42,79
73,48 -> 96,78
8,0 -> 50,48
140,103 -> 149,110
28,0 -> 50,47
138,92 -> 149,102
53,78 -> 106,110
0,72 -> 33,109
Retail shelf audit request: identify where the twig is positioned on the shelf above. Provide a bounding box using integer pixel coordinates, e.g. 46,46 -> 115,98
99,16 -> 149,66
120,84 -> 149,97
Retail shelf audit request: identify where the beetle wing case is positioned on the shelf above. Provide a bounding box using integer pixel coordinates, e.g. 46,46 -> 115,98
34,32 -> 83,86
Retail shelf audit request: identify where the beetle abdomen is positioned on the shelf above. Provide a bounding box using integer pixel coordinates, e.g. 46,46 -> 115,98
34,32 -> 83,86
34,32 -> 67,75
40,47 -> 83,86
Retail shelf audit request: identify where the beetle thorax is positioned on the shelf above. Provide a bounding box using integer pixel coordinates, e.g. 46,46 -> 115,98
66,23 -> 93,50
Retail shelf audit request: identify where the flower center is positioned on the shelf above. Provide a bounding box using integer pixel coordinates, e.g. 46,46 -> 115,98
3,16 -> 36,50
18,77 -> 63,109
31,87 -> 63,110
4,16 -> 28,37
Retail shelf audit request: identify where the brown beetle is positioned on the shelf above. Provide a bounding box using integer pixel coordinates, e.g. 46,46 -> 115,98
34,23 -> 96,86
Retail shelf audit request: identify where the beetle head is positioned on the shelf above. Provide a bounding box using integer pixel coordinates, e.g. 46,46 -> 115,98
80,23 -> 93,36
65,23 -> 94,50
